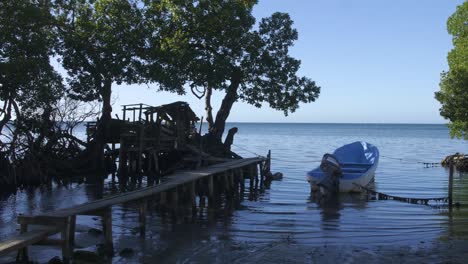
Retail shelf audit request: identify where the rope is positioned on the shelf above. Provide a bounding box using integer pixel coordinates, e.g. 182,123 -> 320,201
380,155 -> 441,167
232,144 -> 262,157
231,145 -> 441,167
233,144 -> 321,165
353,183 -> 448,205
271,157 -> 322,163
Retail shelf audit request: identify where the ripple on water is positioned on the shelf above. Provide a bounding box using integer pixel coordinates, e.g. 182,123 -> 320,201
0,123 -> 467,262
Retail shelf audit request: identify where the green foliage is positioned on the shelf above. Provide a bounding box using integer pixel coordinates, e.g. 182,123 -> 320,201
159,0 -> 320,116
55,0 -> 146,102
55,0 -> 188,124
436,1 -> 468,140
0,0 -> 64,126
150,0 -> 320,141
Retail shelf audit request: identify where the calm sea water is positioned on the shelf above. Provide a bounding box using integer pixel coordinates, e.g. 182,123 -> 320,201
1,123 -> 467,262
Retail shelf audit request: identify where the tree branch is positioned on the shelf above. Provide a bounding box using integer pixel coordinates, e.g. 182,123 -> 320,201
190,85 -> 206,99
205,85 -> 214,131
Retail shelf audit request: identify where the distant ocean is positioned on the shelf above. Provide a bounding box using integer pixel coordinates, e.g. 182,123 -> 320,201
1,123 -> 467,262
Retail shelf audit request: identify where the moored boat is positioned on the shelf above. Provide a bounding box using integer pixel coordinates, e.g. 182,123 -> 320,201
306,141 -> 379,192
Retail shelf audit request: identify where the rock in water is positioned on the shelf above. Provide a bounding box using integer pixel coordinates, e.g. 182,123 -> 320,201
271,172 -> 283,180
119,248 -> 134,257
48,256 -> 63,264
88,228 -> 103,235
266,171 -> 283,181
73,250 -> 101,262
441,153 -> 468,172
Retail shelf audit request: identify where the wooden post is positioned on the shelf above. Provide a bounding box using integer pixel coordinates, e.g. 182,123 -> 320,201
449,161 -> 454,209
111,143 -> 116,181
138,103 -> 143,122
259,162 -> 264,187
208,175 -> 214,197
239,168 -> 245,189
172,188 -> 179,207
249,166 -> 254,190
137,124 -> 144,174
267,150 -> 271,171
154,151 -> 159,175
68,215 -> 76,247
224,171 -> 231,192
146,150 -> 152,175
102,207 -> 113,255
208,175 -> 214,207
61,225 -> 71,264
123,105 -> 127,121
190,181 -> 196,210
229,170 -> 235,189
118,137 -> 126,176
254,164 -> 259,189
238,169 -> 245,200
139,201 -> 147,237
17,221 -> 28,262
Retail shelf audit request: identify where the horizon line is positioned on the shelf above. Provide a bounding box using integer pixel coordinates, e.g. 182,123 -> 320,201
221,121 -> 448,125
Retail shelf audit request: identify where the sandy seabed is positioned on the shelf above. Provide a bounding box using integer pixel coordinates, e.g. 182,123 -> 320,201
133,239 -> 468,264
1,225 -> 467,263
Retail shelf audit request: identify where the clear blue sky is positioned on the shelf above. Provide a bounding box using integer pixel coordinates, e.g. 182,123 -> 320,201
114,0 -> 465,124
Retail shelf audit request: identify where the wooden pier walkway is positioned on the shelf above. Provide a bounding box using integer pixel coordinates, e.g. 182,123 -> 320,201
0,156 -> 268,263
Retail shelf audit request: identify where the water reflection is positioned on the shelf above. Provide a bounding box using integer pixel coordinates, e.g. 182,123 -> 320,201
1,123 -> 467,262
308,192 -> 369,232
444,171 -> 468,239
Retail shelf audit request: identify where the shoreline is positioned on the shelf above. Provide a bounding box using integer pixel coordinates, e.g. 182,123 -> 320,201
2,230 -> 466,263
141,238 -> 468,263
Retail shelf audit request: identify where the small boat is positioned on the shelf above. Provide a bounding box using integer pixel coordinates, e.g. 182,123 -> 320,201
306,141 -> 379,193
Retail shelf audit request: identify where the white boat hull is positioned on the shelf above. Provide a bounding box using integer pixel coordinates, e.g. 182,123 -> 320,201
306,141 -> 379,193
307,163 -> 376,192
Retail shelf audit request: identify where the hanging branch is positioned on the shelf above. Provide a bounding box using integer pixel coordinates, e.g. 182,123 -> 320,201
190,85 -> 206,99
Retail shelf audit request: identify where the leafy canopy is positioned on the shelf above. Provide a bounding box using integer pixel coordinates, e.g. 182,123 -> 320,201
0,0 -> 63,127
55,0 -> 147,102
435,1 -> 468,140
158,0 -> 320,116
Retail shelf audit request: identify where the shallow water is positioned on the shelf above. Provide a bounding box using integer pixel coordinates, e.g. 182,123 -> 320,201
1,123 -> 467,263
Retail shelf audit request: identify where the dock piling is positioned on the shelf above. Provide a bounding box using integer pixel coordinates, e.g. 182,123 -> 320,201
102,207 -> 114,255
449,161 -> 454,209
68,215 -> 76,247
1,158 -> 267,261
208,175 -> 214,200
60,226 -> 71,263
17,221 -> 28,262
189,182 -> 196,211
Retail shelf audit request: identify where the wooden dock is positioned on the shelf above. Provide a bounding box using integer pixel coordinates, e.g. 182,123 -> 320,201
0,157 -> 268,263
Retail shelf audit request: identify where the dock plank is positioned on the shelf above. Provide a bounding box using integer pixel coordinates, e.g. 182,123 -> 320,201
3,157 -> 266,260
24,157 -> 264,219
0,227 -> 61,255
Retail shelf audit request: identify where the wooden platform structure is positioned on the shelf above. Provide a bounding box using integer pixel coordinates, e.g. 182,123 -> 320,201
0,156 -> 269,263
87,101 -> 203,177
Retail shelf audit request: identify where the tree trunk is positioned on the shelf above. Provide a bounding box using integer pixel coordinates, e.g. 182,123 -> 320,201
205,85 -> 214,131
223,127 -> 238,151
88,79 -> 112,174
100,79 -> 113,125
0,99 -> 12,133
211,71 -> 241,141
